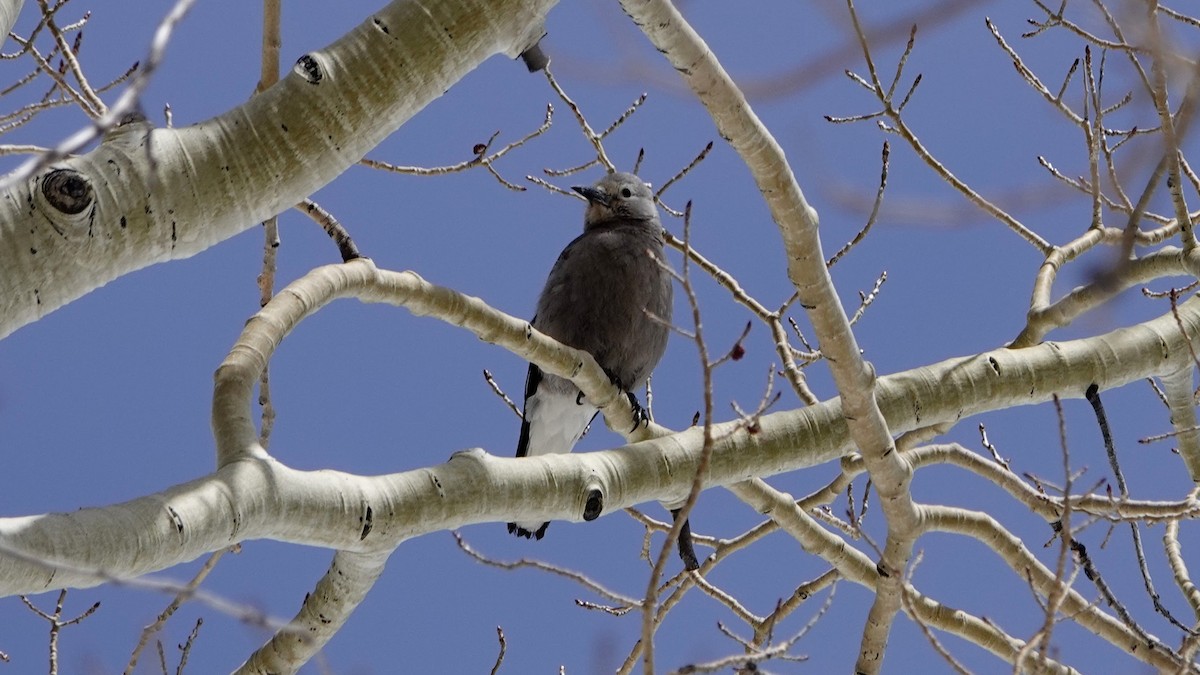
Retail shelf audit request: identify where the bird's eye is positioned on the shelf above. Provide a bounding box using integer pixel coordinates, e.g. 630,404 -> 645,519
620,187 -> 632,198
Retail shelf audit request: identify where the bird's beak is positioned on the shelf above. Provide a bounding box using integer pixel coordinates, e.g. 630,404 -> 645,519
572,185 -> 609,206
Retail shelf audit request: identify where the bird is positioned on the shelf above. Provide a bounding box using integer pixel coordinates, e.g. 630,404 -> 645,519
508,171 -> 673,542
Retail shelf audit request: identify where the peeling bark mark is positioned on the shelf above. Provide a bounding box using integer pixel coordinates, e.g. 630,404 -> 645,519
166,506 -> 185,534
360,504 -> 374,540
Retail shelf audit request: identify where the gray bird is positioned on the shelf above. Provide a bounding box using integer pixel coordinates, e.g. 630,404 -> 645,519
508,171 -> 672,542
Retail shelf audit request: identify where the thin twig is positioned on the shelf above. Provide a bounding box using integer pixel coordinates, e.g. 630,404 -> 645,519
544,65 -> 615,172
452,532 -> 640,607
489,626 -> 507,675
828,141 -> 888,266
295,198 -> 363,262
125,548 -> 229,675
20,589 -> 101,675
363,104 -> 554,192
482,369 -> 522,419
0,0 -> 200,192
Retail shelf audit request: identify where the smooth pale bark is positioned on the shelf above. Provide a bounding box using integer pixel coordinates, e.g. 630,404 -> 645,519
0,0 -> 22,41
235,550 -> 390,674
0,0 -> 555,339
1,292 -> 1195,596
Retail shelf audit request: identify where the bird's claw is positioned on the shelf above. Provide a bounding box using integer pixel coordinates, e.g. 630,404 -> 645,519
626,391 -> 649,432
602,368 -> 650,432
507,522 -> 549,539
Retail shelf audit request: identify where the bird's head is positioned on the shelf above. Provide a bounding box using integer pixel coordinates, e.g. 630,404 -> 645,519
573,172 -> 659,228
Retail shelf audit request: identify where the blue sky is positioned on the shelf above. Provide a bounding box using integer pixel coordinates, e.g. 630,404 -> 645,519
2,1 -> 1196,673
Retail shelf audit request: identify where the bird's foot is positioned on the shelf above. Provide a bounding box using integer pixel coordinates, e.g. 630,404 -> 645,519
507,522 -> 549,540
602,368 -> 649,432
625,391 -> 649,432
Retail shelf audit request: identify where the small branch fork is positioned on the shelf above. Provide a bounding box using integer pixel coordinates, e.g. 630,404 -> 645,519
247,4 -> 1200,675
613,0 -> 1200,672
362,103 -> 554,191
516,67 -> 841,410
123,547 -> 231,675
470,65 -> 864,672
0,0 -> 200,192
19,590 -> 100,675
1002,5 -> 1200,346
0,1 -> 138,156
827,19 -> 1052,253
16,2 -> 1200,673
827,2 -> 1200,351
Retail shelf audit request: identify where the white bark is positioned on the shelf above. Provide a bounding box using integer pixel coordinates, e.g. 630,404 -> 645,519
2,271 -> 1195,596
0,0 -> 555,339
3,1 -> 1198,671
235,550 -> 390,674
0,0 -> 22,41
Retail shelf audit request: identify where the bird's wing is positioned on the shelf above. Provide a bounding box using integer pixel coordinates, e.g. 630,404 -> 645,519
515,362 -> 541,458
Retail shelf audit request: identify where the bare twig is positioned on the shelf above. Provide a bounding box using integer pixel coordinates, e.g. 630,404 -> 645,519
125,548 -> 229,675
489,626 -> 507,675
175,618 -> 202,675
20,590 -> 101,675
654,140 -> 713,215
363,104 -> 554,192
1,0 -> 200,192
252,0 -> 284,450
295,199 -> 363,262
453,532 -> 640,607
901,553 -> 971,675
544,65 -> 616,172
601,92 -> 648,139
483,369 -> 522,419
828,141 -> 888,267
1087,384 -> 1195,633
